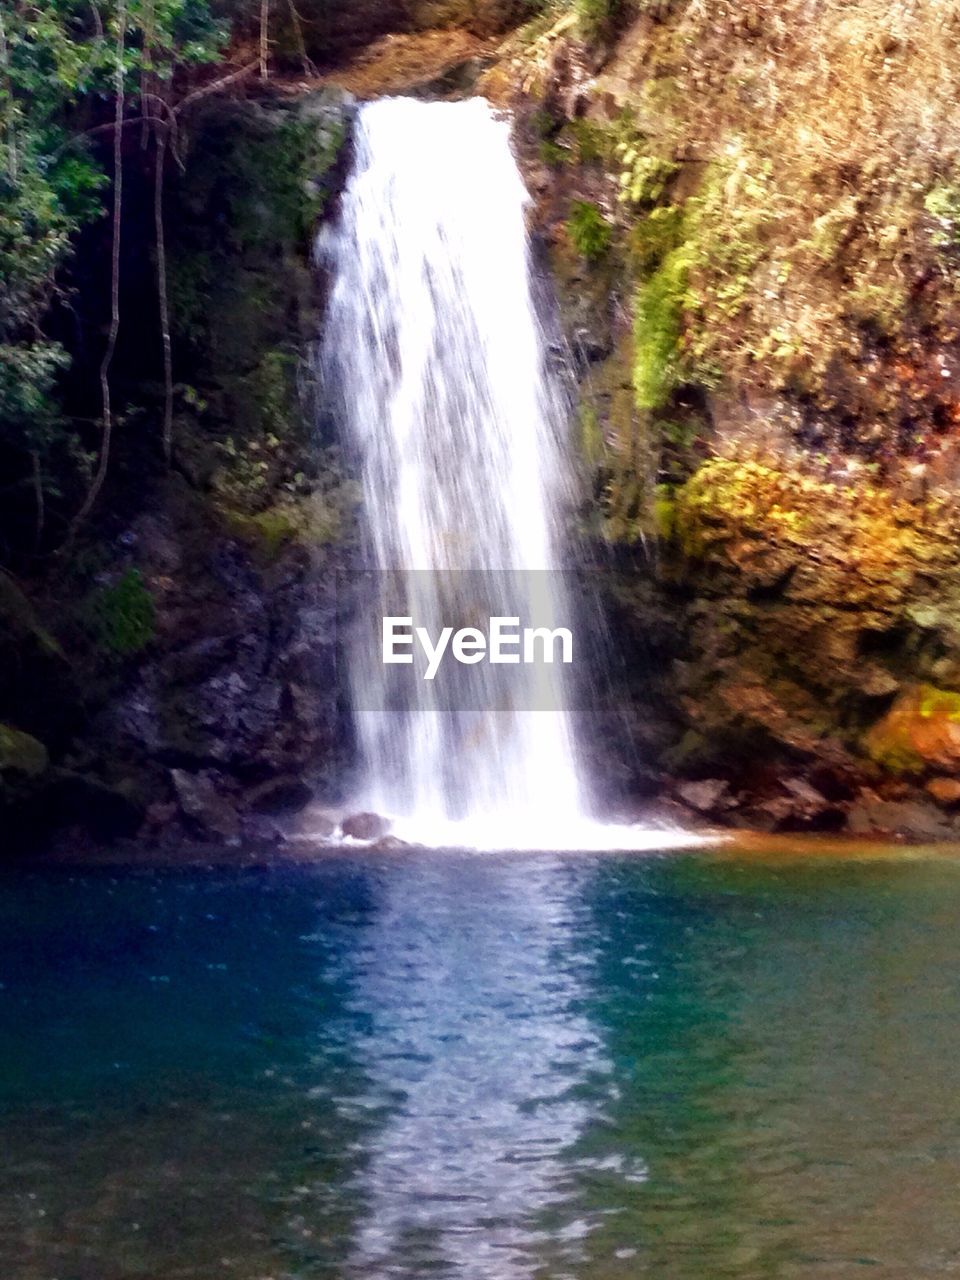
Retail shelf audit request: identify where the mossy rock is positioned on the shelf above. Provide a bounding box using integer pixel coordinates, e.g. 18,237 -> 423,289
0,724 -> 49,778
221,493 -> 346,561
865,683 -> 960,776
0,571 -> 62,657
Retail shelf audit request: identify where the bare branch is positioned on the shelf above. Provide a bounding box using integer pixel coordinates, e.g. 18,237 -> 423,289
154,126 -> 174,466
260,0 -> 270,79
71,0 -> 126,532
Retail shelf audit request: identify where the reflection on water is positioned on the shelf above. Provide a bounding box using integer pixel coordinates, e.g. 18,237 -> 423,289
344,857 -> 607,1278
1,852 -> 960,1278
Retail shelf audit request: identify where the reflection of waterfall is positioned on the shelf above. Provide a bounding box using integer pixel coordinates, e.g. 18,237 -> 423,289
320,97 -> 585,846
344,855 -> 609,1279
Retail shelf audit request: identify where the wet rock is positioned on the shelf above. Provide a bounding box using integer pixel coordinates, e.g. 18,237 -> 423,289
369,834 -> 411,851
926,777 -> 960,807
44,771 -> 144,840
781,777 -> 830,816
846,789 -> 955,840
144,800 -> 178,829
746,778 -> 844,832
245,774 -> 314,814
0,724 -> 48,778
342,811 -> 391,840
171,769 -> 241,842
240,812 -> 284,845
675,778 -> 734,814
299,810 -> 337,839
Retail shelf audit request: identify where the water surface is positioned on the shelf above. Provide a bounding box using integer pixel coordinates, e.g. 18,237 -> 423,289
2,848 -> 959,1278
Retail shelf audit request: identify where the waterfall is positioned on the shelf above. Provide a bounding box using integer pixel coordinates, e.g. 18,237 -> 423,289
321,97 -> 691,850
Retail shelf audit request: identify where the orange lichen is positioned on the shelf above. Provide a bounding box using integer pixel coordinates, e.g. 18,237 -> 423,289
865,685 -> 960,776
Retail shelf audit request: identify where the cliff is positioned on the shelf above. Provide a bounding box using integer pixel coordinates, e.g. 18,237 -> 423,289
474,2 -> 960,836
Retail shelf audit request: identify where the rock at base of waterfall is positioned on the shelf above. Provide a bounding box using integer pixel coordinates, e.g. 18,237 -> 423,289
171,769 -> 241,843
369,834 -> 411,851
675,779 -> 735,815
342,811 -> 392,840
926,777 -> 960,807
245,774 -> 314,815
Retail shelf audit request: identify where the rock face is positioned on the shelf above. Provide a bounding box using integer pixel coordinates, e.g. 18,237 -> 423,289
0,91 -> 357,856
504,8 -> 960,840
580,458 -> 960,839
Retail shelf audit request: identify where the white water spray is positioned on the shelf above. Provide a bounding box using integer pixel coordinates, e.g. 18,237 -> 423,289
321,98 -> 697,851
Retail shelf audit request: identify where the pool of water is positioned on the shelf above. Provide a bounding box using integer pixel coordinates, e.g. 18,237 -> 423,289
2,847 -> 960,1278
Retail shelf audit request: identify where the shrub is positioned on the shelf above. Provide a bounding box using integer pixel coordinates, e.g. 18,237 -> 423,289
567,200 -> 613,262
93,570 -> 156,656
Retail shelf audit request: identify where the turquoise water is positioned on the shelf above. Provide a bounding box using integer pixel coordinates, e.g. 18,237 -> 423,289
2,849 -> 960,1278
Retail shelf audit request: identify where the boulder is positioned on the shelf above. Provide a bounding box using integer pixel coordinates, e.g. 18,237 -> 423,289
846,789 -> 955,840
780,777 -> 831,818
926,776 -> 960,807
675,778 -> 734,815
0,724 -> 48,778
342,811 -> 391,840
369,834 -> 411,851
171,769 -> 241,842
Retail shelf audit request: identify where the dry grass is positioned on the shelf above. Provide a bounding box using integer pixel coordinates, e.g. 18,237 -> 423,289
579,0 -> 960,452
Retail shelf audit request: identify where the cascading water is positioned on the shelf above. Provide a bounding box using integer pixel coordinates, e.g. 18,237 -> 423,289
321,97 -> 696,850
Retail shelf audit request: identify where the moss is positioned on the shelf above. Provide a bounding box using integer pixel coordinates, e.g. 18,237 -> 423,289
567,118 -> 619,167
603,471 -> 648,544
91,569 -> 155,656
617,150 -> 679,208
575,0 -> 618,40
225,503 -> 306,558
918,684 -> 960,723
167,96 -> 346,470
924,181 -> 960,249
627,205 -> 684,275
865,684 -> 960,777
223,492 -> 348,561
567,200 -> 613,262
670,458 -> 957,606
539,138 -> 569,167
652,483 -> 677,540
579,403 -> 604,467
0,569 -> 62,657
634,240 -> 690,411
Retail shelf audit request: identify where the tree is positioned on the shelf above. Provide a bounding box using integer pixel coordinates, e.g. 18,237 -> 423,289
0,0 -> 229,552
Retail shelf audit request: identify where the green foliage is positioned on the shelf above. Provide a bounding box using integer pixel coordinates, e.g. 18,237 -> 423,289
567,118 -> 618,166
0,0 -> 225,559
92,568 -> 156,654
539,137 -> 568,167
567,200 -> 612,262
652,482 -> 677,540
634,241 -> 690,411
925,181 -> 960,248
616,146 -> 678,207
217,116 -> 343,250
628,204 -> 683,274
575,0 -> 622,40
